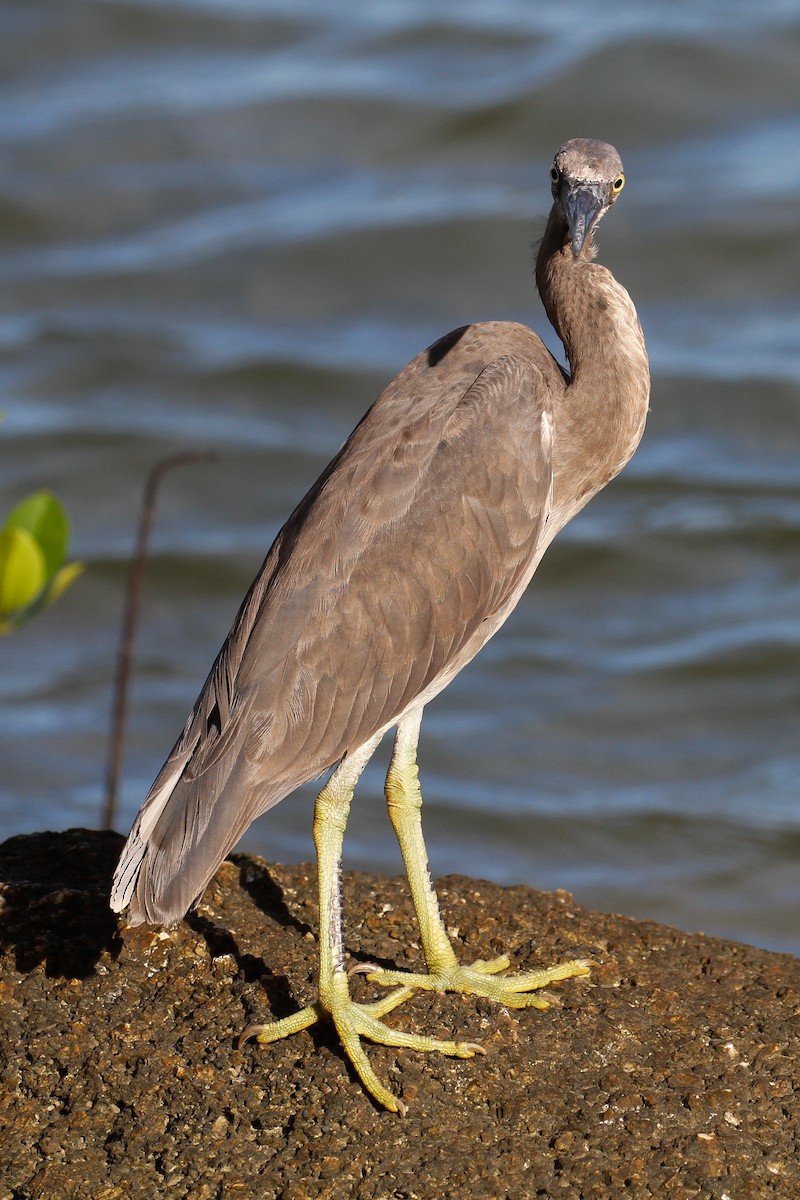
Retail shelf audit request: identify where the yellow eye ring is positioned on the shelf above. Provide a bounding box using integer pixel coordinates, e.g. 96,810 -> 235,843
550,166 -> 560,184
612,173 -> 625,193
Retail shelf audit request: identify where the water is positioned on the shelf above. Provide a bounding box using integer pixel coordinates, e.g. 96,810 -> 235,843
2,1 -> 799,954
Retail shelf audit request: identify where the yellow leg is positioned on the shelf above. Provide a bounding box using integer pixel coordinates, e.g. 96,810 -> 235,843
369,708 -> 592,1007
240,731 -> 482,1114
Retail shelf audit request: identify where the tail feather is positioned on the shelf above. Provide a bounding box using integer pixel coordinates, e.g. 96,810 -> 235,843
110,743 -> 196,918
111,725 -> 277,926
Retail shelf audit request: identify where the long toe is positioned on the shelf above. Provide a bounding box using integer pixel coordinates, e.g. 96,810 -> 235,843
367,955 -> 592,1009
243,972 -> 486,1113
240,1001 -> 324,1047
330,988 -> 484,1113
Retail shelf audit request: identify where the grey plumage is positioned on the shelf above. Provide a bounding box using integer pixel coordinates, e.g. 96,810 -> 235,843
112,137 -> 649,935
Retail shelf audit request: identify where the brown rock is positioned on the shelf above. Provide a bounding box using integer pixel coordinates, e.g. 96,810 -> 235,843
1,828 -> 798,1199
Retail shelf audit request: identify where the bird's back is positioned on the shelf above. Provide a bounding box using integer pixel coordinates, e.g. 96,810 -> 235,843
112,320 -> 561,924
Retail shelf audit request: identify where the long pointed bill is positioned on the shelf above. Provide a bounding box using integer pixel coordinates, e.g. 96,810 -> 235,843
563,183 -> 604,259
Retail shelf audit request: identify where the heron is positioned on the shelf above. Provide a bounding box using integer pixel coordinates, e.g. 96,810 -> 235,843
111,138 -> 649,1113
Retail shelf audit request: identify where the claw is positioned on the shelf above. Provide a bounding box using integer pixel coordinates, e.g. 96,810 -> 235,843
348,960 -> 381,976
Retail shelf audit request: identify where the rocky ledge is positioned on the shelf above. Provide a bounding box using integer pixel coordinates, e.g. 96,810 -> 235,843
0,828 -> 797,1199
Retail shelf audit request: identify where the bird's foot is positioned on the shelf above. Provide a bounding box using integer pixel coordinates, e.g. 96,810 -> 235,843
363,953 -> 594,1009
240,970 -> 483,1114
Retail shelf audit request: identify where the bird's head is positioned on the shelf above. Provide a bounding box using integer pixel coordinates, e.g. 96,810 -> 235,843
550,139 -> 625,260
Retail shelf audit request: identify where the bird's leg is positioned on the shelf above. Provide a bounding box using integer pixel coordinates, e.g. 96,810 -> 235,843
367,709 -> 592,1007
241,732 -> 482,1114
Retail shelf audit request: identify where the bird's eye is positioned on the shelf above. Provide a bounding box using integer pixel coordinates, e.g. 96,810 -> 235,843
550,166 -> 559,184
612,173 -> 625,193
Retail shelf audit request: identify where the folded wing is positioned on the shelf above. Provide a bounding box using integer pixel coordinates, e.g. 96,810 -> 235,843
111,321 -> 558,924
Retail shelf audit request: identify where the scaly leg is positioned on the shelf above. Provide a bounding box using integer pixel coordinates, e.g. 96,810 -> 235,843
240,731 -> 482,1113
366,708 -> 592,1006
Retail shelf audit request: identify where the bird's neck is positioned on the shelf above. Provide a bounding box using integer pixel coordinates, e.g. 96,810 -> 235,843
535,206 -> 650,529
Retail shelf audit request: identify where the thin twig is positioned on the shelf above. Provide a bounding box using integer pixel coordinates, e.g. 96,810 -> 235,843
102,450 -> 215,831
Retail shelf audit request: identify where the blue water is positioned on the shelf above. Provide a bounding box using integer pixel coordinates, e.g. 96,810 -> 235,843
2,0 -> 799,953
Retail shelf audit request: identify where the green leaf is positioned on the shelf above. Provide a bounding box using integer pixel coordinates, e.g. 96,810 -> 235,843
3,490 -> 70,577
0,526 -> 47,616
